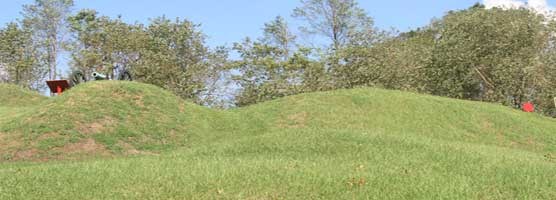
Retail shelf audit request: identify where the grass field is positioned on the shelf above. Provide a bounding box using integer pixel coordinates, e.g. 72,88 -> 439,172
0,81 -> 555,199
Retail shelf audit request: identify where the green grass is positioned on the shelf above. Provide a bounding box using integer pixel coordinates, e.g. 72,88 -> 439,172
0,84 -> 47,107
0,82 -> 216,160
0,82 -> 555,199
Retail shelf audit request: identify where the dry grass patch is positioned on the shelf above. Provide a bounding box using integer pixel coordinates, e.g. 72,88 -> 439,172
57,138 -> 109,155
13,149 -> 39,161
277,112 -> 309,128
76,117 -> 116,134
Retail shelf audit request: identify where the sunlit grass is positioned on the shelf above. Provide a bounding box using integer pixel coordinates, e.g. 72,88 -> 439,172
0,82 -> 555,199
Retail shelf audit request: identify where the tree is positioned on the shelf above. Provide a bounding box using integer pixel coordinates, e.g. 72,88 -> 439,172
424,6 -> 548,108
69,12 -> 225,105
232,16 -> 325,106
68,9 -> 106,77
0,22 -> 42,89
136,16 -> 213,102
292,0 -> 375,51
68,9 -> 104,74
533,21 -> 556,116
262,16 -> 297,58
336,27 -> 434,90
21,0 -> 74,81
68,9 -> 146,79
232,17 -> 295,106
292,0 -> 379,90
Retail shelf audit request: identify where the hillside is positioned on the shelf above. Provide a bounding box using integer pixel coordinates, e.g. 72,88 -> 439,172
0,81 -> 217,161
0,82 -> 555,199
0,84 -> 48,134
0,84 -> 47,107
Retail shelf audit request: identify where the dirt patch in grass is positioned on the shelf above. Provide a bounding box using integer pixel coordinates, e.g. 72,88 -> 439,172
179,103 -> 186,113
64,95 -> 79,107
37,132 -> 60,141
278,112 -> 308,128
496,131 -> 505,145
133,95 -> 144,107
57,138 -> 110,155
118,141 -> 138,155
0,132 -> 13,154
117,141 -> 157,156
4,138 -> 112,162
0,133 -> 22,152
516,136 -> 546,152
77,117 -> 116,134
13,149 -> 39,160
481,120 -> 494,132
0,133 -> 26,161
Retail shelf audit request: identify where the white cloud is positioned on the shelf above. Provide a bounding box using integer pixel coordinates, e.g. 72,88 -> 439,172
484,0 -> 525,9
483,0 -> 555,17
528,0 -> 554,15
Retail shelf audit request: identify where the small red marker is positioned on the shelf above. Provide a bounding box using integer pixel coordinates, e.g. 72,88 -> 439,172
522,102 -> 534,113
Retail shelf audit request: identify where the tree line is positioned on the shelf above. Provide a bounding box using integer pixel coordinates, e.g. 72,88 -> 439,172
1,1 -> 556,116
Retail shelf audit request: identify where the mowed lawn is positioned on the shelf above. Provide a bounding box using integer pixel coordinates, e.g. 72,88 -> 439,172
0,82 -> 555,199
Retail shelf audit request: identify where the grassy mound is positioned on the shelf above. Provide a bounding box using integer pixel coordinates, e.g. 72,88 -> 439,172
240,88 -> 556,154
0,84 -> 46,107
0,81 -> 215,161
1,84 -> 556,199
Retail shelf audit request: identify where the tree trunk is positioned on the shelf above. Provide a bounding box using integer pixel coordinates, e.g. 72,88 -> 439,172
49,32 -> 58,80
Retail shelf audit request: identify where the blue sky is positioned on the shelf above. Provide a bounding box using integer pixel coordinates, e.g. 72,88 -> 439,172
1,0 -> 487,47
3,0 -> 556,47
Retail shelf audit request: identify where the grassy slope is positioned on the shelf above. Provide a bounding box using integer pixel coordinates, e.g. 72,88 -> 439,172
0,84 -> 47,126
0,84 -> 47,107
0,82 -> 555,199
0,82 -> 217,161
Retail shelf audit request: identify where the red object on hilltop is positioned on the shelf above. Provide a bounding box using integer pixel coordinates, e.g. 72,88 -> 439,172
522,102 -> 535,113
46,80 -> 70,95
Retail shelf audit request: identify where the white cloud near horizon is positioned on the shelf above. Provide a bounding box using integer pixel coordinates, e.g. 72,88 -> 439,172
483,0 -> 555,16
484,0 -> 525,9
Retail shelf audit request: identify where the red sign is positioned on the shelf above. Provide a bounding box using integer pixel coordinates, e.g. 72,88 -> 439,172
522,102 -> 534,113
46,80 -> 70,95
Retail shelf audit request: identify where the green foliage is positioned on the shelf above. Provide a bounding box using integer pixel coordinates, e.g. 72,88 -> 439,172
335,28 -> 434,90
535,29 -> 556,116
291,0 -> 380,94
231,17 -> 329,106
136,16 -> 213,102
425,7 -> 547,103
68,9 -> 145,77
68,11 -> 225,105
0,23 -> 42,89
333,5 -> 556,116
